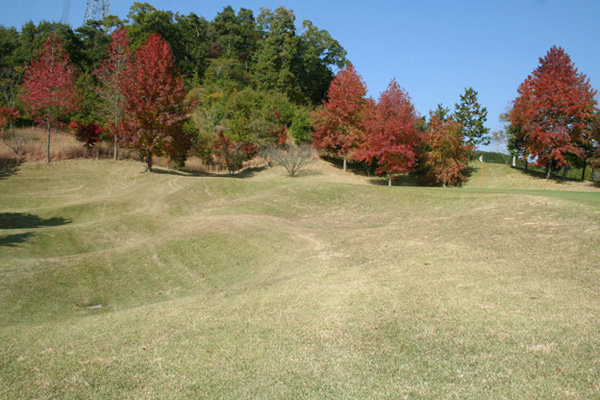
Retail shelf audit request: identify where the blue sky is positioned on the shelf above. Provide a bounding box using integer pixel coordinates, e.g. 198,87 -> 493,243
2,0 -> 599,152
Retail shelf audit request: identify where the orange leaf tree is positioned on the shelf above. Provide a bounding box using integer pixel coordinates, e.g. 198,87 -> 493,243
313,64 -> 367,172
421,113 -> 473,187
20,34 -> 78,163
507,46 -> 597,179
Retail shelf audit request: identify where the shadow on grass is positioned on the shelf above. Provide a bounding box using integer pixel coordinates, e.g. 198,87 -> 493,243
368,174 -> 421,187
232,165 -> 268,179
464,166 -> 476,180
0,213 -> 71,247
320,155 -> 370,176
0,213 -> 71,230
511,166 -> 590,184
148,165 -> 267,179
0,158 -> 22,180
0,232 -> 34,247
148,168 -> 190,176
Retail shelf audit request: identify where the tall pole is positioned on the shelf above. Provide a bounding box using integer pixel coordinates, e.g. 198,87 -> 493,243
84,0 -> 111,24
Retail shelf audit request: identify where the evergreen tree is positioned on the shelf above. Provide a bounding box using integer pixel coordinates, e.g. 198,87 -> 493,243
454,87 -> 490,147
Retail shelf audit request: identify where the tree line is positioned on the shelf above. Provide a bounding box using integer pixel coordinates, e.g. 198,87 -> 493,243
1,3 -> 598,184
313,64 -> 490,187
313,46 -> 599,185
0,3 -> 346,172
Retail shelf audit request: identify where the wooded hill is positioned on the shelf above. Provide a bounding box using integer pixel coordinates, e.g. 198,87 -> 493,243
1,3 -> 598,186
0,3 -> 346,104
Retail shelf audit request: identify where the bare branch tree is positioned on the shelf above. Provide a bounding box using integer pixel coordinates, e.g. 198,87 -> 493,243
269,144 -> 315,177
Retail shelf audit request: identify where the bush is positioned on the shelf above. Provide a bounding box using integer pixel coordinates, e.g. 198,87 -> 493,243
268,144 -> 315,177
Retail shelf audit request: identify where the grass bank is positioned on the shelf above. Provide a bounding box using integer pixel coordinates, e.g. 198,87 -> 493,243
1,159 -> 599,399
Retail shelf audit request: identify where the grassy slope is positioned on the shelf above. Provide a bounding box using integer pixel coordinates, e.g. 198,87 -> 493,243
1,159 -> 599,399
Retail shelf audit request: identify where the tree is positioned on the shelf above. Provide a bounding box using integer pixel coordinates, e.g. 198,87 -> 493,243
421,113 -> 473,187
295,20 -> 346,105
268,143 -> 315,177
0,66 -> 23,133
120,33 -> 190,172
213,130 -> 256,175
212,6 -> 259,66
0,106 -> 28,162
75,19 -> 112,71
289,106 -> 313,144
433,103 -> 451,122
0,26 -> 20,70
454,87 -> 490,147
174,12 -> 211,81
20,34 -> 78,163
252,7 -> 299,100
507,46 -> 597,179
313,64 -> 368,172
13,21 -> 84,70
356,79 -> 422,186
94,26 -> 131,160
69,121 -> 103,150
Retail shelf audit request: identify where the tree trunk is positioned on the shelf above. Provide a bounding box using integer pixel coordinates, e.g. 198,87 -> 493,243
388,172 -> 392,187
146,151 -> 153,173
46,119 -> 51,163
546,160 -> 553,179
525,159 -> 528,171
512,155 -> 516,167
581,162 -> 587,181
562,166 -> 569,180
343,155 -> 347,173
114,103 -> 119,161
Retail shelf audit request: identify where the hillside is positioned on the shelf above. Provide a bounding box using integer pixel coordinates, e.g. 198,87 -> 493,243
1,159 -> 599,399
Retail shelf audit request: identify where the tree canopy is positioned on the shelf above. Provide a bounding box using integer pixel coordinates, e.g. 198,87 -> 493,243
313,64 -> 368,172
356,79 -> 422,185
19,34 -> 78,162
506,46 -> 597,178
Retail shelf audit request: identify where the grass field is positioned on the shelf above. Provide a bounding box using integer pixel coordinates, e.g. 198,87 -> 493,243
1,159 -> 599,399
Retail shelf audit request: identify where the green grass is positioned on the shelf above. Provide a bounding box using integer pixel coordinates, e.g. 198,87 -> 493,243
1,159 -> 599,399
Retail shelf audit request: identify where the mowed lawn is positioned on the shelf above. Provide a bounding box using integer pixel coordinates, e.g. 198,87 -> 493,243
1,159 -> 599,399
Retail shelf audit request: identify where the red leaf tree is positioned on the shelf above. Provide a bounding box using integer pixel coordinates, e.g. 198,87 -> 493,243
313,64 -> 368,172
0,106 -> 19,134
69,121 -> 103,150
421,113 -> 473,187
356,79 -> 422,186
507,46 -> 597,179
94,26 -> 132,161
213,130 -> 257,175
120,33 -> 190,172
20,34 -> 78,163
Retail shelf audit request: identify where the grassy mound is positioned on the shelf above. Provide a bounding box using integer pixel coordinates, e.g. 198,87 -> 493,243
1,159 -> 599,399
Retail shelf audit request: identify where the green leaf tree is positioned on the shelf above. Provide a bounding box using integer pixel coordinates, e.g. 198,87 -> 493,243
453,87 -> 490,147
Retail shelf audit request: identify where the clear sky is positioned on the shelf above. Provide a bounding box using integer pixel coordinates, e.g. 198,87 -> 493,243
2,0 -> 599,152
